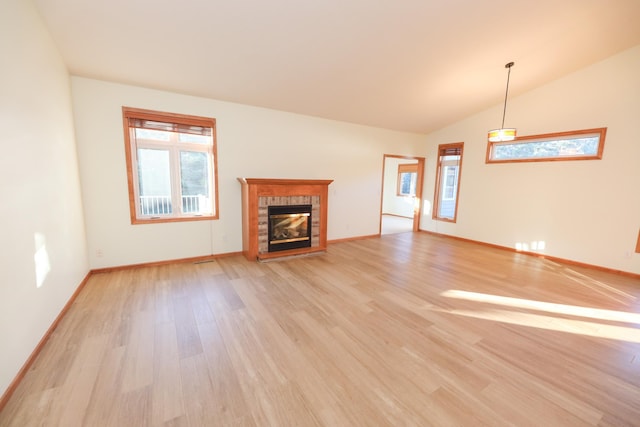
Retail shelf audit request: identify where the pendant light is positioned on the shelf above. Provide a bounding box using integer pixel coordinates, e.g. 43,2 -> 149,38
488,61 -> 516,142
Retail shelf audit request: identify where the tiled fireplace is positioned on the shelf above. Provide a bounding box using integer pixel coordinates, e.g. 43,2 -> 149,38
237,178 -> 333,261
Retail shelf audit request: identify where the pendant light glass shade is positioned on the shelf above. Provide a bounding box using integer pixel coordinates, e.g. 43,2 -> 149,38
488,128 -> 516,142
488,62 -> 516,142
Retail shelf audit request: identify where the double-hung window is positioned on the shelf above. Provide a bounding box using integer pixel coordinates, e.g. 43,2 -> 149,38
433,142 -> 464,222
123,107 -> 219,224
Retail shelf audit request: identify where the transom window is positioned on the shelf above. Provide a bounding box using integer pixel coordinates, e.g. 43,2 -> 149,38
486,128 -> 606,163
123,107 -> 219,224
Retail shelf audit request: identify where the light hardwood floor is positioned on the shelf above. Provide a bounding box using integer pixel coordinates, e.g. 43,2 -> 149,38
1,233 -> 640,426
381,214 -> 413,235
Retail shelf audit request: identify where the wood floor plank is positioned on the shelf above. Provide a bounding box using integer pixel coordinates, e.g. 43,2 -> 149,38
194,320 -> 249,425
1,233 -> 639,426
151,321 -> 184,425
82,345 -> 126,426
120,310 -> 155,393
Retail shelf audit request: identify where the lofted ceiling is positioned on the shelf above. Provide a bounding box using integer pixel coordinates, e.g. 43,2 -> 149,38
33,0 -> 640,134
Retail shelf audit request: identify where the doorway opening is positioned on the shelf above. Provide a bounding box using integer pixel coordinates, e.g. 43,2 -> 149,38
380,154 -> 425,235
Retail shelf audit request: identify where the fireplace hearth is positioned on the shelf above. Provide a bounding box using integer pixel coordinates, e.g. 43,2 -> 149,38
268,205 -> 312,252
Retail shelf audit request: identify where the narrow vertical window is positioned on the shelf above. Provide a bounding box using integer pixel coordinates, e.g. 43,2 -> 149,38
123,107 -> 219,224
433,142 -> 463,222
397,163 -> 418,197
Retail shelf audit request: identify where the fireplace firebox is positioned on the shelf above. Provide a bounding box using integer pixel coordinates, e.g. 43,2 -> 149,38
268,205 -> 312,252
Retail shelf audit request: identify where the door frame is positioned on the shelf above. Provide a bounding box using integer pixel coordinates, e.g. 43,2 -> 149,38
380,154 -> 425,234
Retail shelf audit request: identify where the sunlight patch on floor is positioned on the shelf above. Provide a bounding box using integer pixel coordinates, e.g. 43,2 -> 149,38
442,290 -> 640,324
440,289 -> 640,343
562,268 -> 636,303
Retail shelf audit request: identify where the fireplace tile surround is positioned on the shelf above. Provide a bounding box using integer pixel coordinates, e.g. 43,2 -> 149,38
238,178 -> 333,261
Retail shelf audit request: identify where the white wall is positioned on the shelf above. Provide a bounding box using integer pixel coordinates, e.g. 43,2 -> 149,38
71,78 -> 425,268
382,157 -> 417,217
420,45 -> 640,275
0,0 -> 89,396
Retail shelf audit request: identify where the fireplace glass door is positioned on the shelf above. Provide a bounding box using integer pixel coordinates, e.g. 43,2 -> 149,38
268,205 -> 312,252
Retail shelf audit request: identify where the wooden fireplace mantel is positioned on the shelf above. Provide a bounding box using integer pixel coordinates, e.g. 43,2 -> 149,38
237,178 -> 333,261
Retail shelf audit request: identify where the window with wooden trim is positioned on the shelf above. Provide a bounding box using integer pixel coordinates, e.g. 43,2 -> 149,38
486,128 -> 606,163
123,107 -> 219,224
397,163 -> 418,197
433,142 -> 463,222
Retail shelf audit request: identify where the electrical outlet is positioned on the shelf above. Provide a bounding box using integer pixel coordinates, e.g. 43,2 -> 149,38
96,249 -> 104,258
